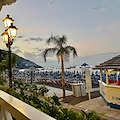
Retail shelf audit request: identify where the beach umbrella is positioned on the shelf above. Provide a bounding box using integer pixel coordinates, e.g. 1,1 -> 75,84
81,63 -> 89,66
25,67 -> 39,84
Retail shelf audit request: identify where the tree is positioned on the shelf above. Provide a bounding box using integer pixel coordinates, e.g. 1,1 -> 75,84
0,60 -> 8,79
11,55 -> 19,80
42,35 -> 77,100
0,49 -> 7,62
5,54 -> 19,81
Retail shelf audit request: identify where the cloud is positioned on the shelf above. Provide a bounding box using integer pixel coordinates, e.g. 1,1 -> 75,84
23,52 -> 43,62
89,7 -> 106,17
18,28 -> 46,33
48,0 -> 56,7
73,40 -> 104,56
90,7 -> 101,11
33,48 -> 43,52
24,50 -> 56,61
107,20 -> 120,30
96,20 -> 120,32
29,37 -> 43,41
24,52 -> 37,59
17,36 -> 24,38
13,49 -> 22,54
99,12 -> 105,18
12,46 -> 18,49
24,37 -> 43,42
18,29 -> 34,32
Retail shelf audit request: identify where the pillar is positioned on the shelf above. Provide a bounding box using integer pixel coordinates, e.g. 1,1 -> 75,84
106,69 -> 109,85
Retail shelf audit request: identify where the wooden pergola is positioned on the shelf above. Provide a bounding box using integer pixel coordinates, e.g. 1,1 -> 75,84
94,55 -> 120,70
93,55 -> 120,109
94,55 -> 120,85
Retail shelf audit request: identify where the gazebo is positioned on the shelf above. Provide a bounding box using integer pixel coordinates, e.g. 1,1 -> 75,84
94,55 -> 120,109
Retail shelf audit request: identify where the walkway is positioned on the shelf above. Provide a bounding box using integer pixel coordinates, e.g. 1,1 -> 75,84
74,97 -> 120,120
36,84 -> 73,97
36,84 -> 120,120
36,84 -> 99,97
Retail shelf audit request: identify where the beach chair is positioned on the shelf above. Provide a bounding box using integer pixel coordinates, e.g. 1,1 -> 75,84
108,79 -> 115,84
55,80 -> 59,85
58,81 -> 62,86
117,80 -> 120,85
50,80 -> 55,85
44,79 -> 48,84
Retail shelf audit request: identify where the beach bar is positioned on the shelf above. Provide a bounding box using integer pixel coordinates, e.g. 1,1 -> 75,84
94,55 -> 120,109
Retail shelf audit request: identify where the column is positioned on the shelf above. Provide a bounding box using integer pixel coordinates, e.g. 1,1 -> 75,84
106,69 -> 109,85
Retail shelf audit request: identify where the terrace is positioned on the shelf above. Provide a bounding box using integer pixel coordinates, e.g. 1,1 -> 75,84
0,90 -> 55,120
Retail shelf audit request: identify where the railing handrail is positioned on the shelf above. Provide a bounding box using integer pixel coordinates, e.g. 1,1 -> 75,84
0,90 -> 56,120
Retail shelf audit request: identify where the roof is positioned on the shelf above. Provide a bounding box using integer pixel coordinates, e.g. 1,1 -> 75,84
93,55 -> 120,70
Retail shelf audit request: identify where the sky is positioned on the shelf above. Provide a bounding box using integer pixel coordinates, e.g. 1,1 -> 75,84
0,0 -> 120,68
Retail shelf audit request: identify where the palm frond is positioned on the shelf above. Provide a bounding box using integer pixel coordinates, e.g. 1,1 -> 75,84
58,35 -> 67,47
56,50 -> 61,63
56,48 -> 70,62
65,46 -> 78,58
64,50 -> 70,62
42,48 -> 58,62
46,35 -> 59,46
46,35 -> 67,48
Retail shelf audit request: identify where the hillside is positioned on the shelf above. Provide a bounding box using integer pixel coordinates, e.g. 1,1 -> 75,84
17,56 -> 43,69
0,49 -> 43,69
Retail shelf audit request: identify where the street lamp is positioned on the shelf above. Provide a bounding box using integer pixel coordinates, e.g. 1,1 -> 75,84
1,15 -> 18,88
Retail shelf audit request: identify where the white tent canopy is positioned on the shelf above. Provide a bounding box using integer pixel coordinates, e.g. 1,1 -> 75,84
25,67 -> 39,72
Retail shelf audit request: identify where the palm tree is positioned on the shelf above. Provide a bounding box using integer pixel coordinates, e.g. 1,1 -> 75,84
42,35 -> 77,101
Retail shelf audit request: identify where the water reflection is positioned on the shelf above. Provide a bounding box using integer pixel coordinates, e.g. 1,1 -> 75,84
0,0 -> 16,11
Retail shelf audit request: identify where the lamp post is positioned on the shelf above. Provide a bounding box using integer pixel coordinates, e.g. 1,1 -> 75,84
1,15 -> 18,88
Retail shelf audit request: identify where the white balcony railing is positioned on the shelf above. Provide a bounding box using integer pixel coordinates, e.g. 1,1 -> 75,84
0,90 -> 56,120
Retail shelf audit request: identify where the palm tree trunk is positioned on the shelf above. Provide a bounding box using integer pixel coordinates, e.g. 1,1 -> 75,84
61,54 -> 65,101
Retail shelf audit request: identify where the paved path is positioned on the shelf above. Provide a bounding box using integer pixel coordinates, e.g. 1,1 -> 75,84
36,83 -> 99,97
36,84 -> 120,119
36,84 -> 73,97
47,86 -> 73,97
75,97 -> 120,120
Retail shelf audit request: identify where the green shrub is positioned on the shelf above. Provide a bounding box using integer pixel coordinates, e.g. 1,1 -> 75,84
51,93 -> 61,106
39,85 -> 49,96
0,76 -> 5,85
80,110 -> 105,120
0,85 -> 104,120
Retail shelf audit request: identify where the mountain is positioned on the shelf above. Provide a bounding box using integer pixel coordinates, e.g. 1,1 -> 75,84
17,56 -> 43,69
0,49 -> 43,69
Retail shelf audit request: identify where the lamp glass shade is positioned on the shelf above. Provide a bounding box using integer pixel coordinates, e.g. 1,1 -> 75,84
8,27 -> 17,39
2,33 -> 8,43
3,18 -> 13,28
3,15 -> 14,28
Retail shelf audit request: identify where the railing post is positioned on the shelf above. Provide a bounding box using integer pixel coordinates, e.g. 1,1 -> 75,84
0,106 -> 12,120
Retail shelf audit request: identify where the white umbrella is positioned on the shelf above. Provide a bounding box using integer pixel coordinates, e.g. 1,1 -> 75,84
25,67 -> 39,84
24,67 -> 39,72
